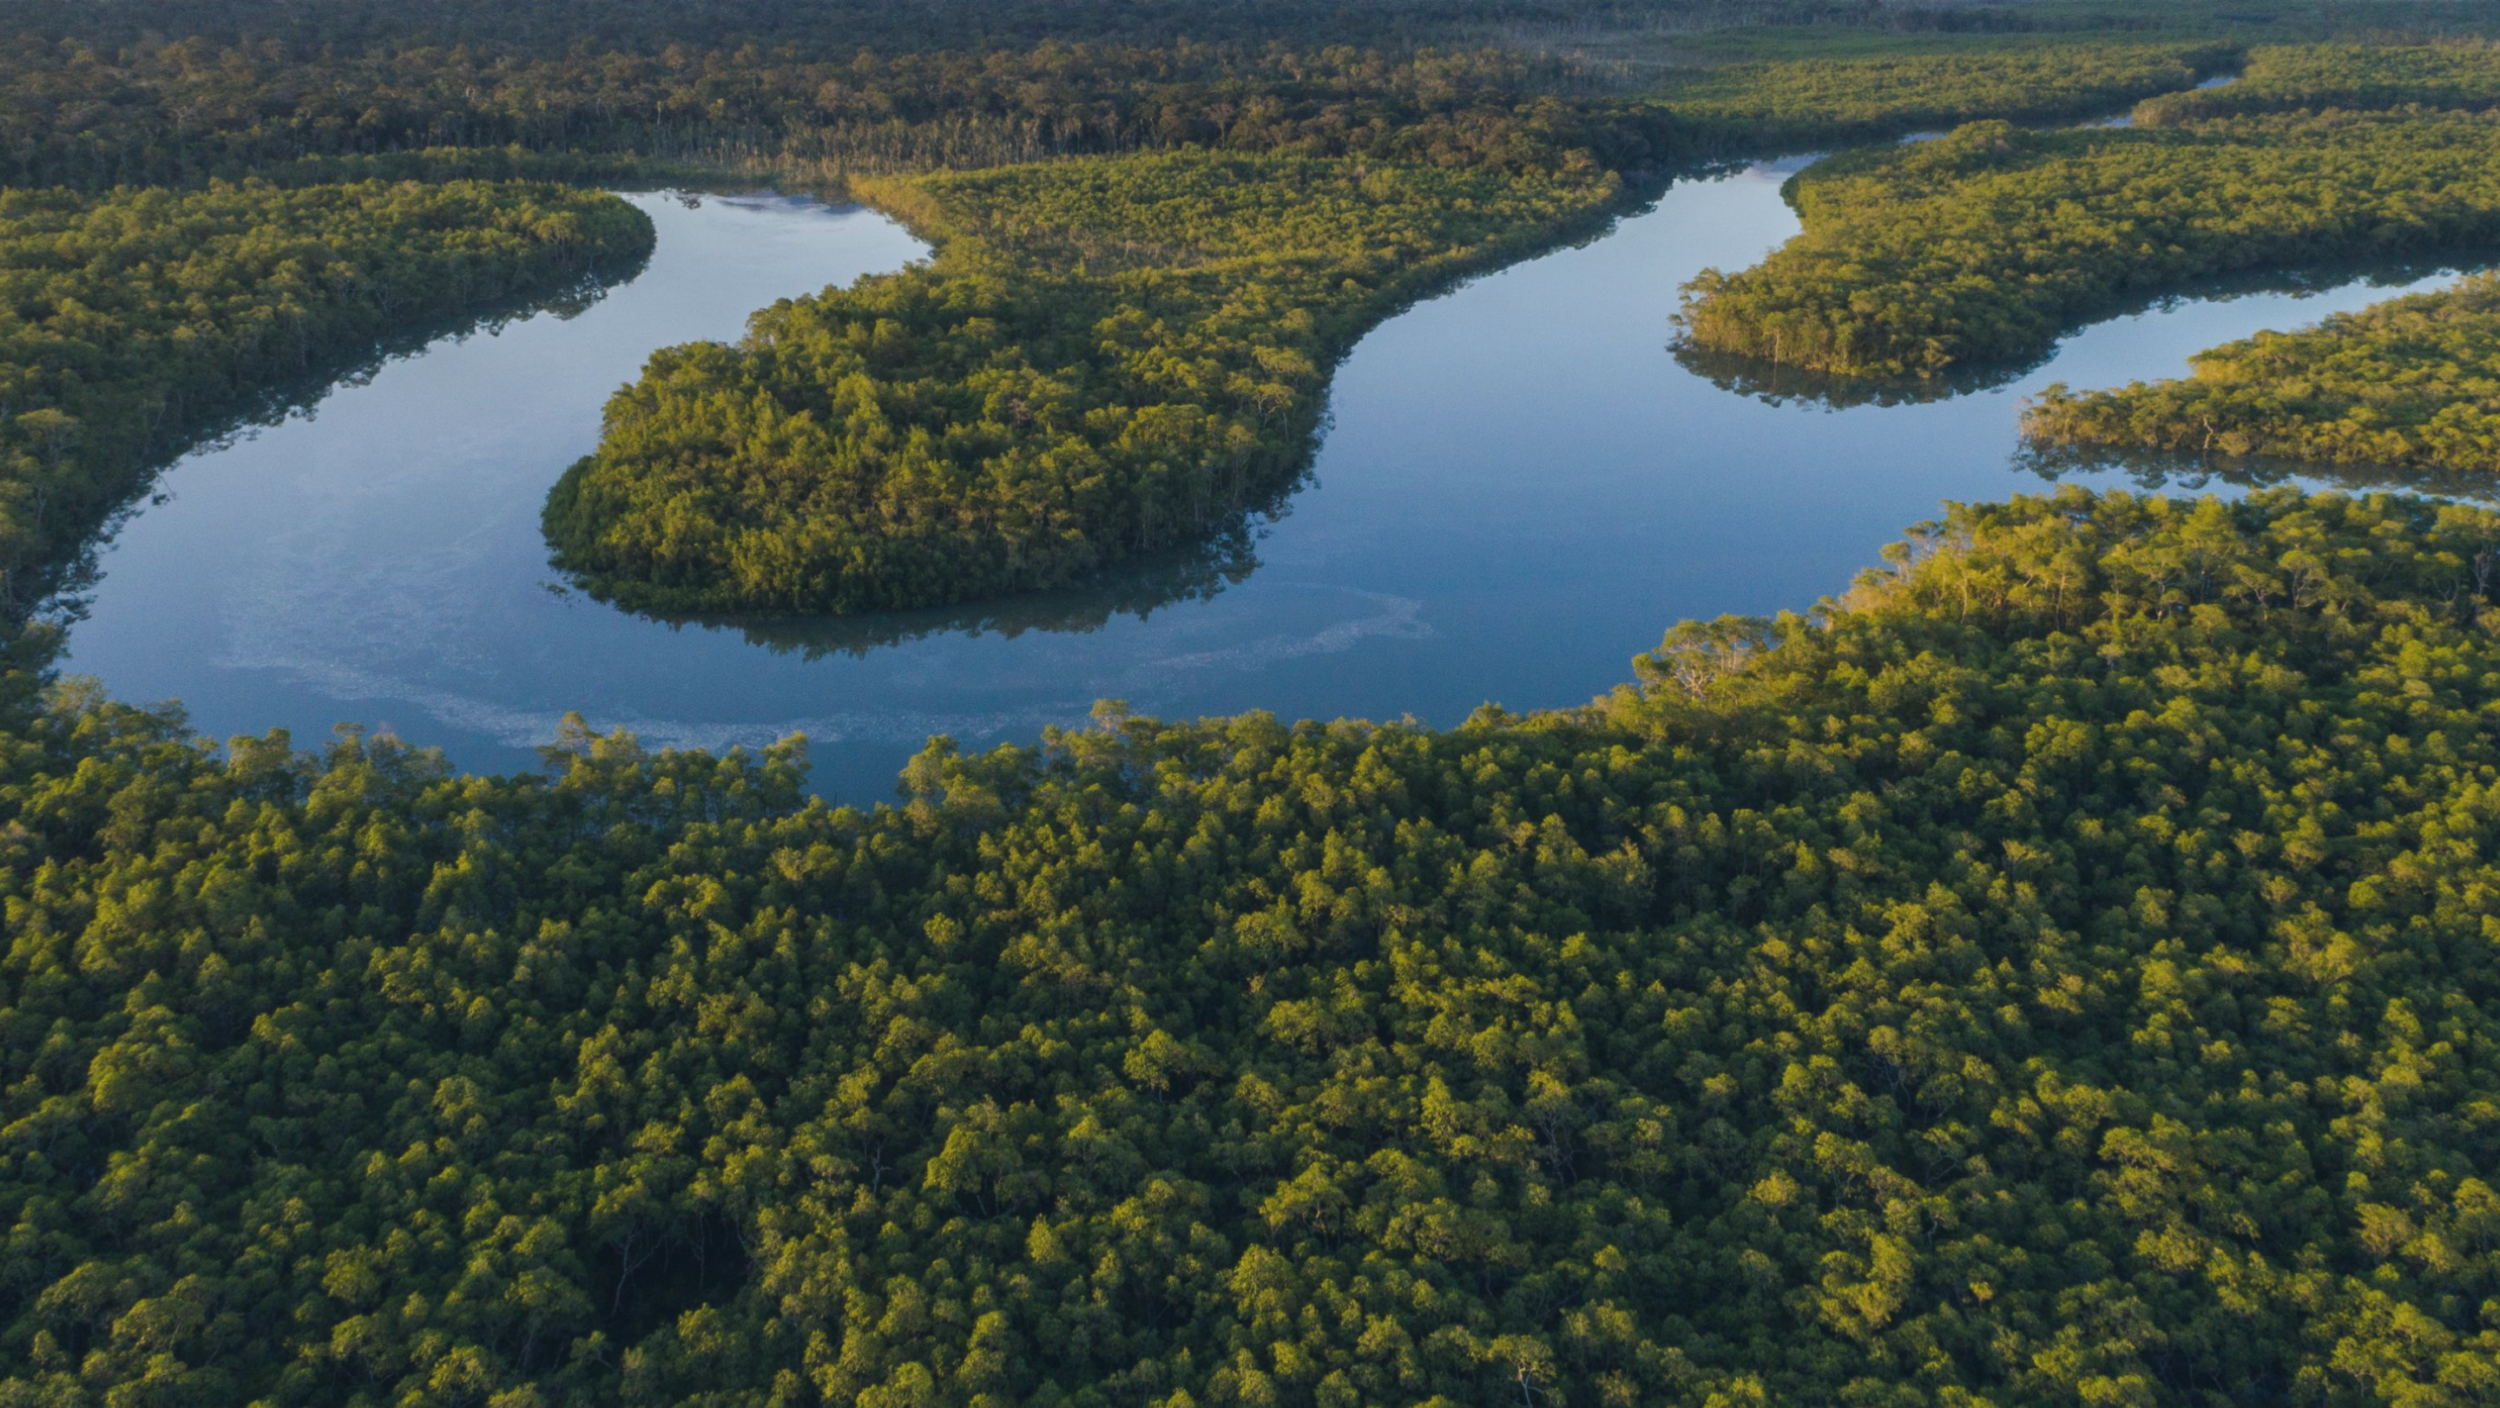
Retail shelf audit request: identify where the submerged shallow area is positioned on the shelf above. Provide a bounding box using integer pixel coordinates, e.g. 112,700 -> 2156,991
53,171 -> 2476,799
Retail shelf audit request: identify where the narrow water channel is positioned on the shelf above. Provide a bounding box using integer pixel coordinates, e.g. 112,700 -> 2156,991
53,169 -> 2475,800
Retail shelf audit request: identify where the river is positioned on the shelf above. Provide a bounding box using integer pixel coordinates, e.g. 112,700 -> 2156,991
51,166 -> 2475,799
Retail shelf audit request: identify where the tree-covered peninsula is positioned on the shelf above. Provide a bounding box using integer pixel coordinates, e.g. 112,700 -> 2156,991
543,151 -> 1616,614
1675,109 -> 2500,382
2133,40 -> 2500,126
14,488 -> 2500,1404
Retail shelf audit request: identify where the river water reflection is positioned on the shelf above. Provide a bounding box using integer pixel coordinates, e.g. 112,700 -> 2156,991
54,172 -> 2478,799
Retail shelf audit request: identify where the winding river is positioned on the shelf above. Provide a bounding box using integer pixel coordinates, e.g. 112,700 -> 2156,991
52,166 -> 2476,799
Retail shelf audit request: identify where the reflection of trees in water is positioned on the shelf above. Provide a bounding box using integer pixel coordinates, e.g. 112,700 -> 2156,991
35,245 -> 652,625
2014,440 -> 2500,504
656,513 -> 1276,659
1677,253 -> 2481,411
1673,345 -> 2017,409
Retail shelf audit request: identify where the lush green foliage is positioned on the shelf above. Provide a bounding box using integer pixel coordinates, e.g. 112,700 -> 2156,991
21,10 -> 2500,1406
1653,39 -> 2232,151
2136,41 -> 2500,125
1677,110 -> 2500,381
2014,42 -> 2500,477
0,179 -> 652,612
14,490 -> 2500,1404
2023,271 -> 2500,472
543,150 -> 1613,614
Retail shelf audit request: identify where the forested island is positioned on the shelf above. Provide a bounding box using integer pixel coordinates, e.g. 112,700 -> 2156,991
15,1 -> 2500,1405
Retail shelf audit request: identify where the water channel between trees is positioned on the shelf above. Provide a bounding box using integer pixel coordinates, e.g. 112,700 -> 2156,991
52,165 -> 2479,799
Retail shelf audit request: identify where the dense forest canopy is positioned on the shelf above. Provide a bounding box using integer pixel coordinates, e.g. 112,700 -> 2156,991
2008,38 -> 2500,482
2134,39 -> 2500,124
16,4 -> 2500,1406
0,12 -> 2242,188
0,35 -> 1620,189
1638,36 -> 2231,147
15,490 -> 2500,1404
0,0 -> 2076,60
